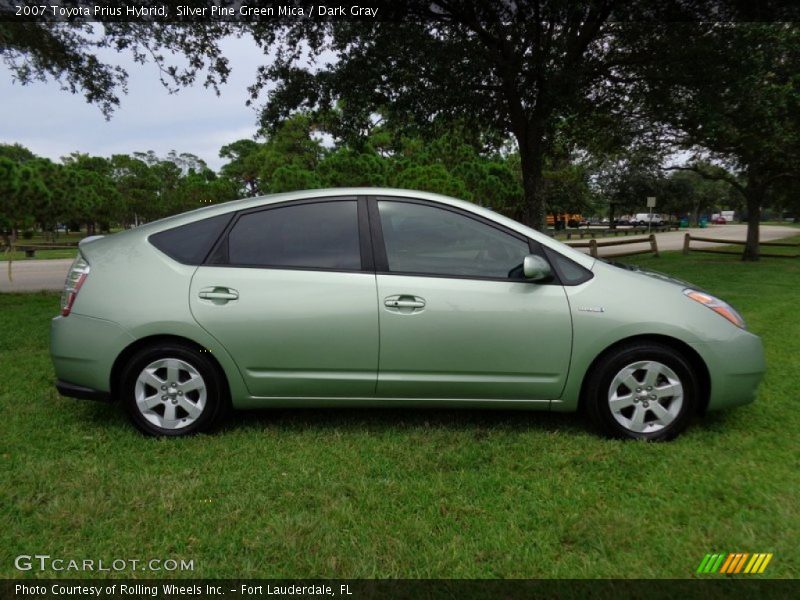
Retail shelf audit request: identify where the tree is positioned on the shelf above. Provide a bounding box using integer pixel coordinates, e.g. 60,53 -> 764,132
219,139 -> 264,197
662,166 -> 740,226
592,151 -> 664,224
0,143 -> 37,164
0,157 -> 21,245
0,156 -> 49,244
26,158 -> 60,234
59,154 -> 120,234
246,3 -> 642,230
0,18 -> 235,118
0,144 -> 41,244
110,154 -> 160,226
171,169 -> 239,213
316,147 -> 389,188
537,155 -> 594,219
628,23 -> 800,259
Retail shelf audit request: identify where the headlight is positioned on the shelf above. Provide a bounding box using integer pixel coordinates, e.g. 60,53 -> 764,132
683,289 -> 746,329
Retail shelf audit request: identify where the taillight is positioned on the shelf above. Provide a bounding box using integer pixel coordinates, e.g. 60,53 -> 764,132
60,255 -> 90,316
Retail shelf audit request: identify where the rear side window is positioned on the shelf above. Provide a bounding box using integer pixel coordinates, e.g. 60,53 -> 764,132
149,214 -> 232,265
226,201 -> 361,270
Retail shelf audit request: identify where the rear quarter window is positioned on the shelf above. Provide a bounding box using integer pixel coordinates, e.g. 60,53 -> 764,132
149,214 -> 233,265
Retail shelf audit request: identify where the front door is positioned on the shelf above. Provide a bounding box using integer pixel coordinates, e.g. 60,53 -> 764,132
372,199 -> 572,400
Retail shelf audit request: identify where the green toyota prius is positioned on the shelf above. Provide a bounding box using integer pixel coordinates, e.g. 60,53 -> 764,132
50,188 -> 765,440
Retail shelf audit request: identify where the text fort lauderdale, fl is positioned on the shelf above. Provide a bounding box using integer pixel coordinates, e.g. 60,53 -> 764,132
17,583 -> 353,597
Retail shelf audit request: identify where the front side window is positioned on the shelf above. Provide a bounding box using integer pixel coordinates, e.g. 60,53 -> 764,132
227,200 -> 361,270
377,201 -> 530,279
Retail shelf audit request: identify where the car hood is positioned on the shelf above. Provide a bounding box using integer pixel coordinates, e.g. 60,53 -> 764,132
601,259 -> 698,291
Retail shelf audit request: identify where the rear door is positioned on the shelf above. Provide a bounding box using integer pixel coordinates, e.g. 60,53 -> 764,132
189,197 -> 379,398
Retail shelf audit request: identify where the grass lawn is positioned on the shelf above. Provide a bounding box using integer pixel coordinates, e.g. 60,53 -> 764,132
760,221 -> 800,227
1,240 -> 799,579
0,249 -> 78,261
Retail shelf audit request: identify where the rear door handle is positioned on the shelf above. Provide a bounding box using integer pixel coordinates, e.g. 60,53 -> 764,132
384,295 -> 426,310
199,287 -> 239,302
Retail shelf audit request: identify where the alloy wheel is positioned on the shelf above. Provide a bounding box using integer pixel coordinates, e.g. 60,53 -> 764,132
134,358 -> 207,430
607,360 -> 684,434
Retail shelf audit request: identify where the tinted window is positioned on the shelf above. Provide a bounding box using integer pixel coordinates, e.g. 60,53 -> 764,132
543,246 -> 593,285
149,213 -> 232,265
377,201 -> 530,279
227,201 -> 361,270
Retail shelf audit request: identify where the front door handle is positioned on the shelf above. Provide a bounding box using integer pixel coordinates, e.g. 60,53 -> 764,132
384,295 -> 426,311
199,287 -> 239,302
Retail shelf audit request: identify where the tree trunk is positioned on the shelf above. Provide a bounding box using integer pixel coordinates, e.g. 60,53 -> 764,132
742,183 -> 762,261
516,139 -> 547,231
691,202 -> 700,227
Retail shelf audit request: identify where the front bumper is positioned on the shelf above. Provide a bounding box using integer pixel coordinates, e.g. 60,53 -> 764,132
691,329 -> 766,411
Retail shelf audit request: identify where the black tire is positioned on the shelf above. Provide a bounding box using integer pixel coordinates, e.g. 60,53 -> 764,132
120,342 -> 229,436
585,342 -> 698,441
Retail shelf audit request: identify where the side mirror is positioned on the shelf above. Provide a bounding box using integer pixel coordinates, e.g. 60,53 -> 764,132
523,254 -> 552,282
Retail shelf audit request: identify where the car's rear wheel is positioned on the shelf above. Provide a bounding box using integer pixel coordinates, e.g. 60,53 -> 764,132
120,343 -> 229,436
585,342 -> 698,441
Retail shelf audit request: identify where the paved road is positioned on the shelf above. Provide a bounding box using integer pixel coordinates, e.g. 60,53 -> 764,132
0,258 -> 74,293
1,225 -> 797,293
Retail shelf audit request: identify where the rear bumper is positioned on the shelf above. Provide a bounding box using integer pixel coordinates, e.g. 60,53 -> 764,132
50,313 -> 134,395
56,380 -> 111,402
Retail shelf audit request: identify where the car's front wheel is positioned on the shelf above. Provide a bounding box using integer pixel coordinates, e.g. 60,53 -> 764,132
120,343 -> 229,436
585,342 -> 698,441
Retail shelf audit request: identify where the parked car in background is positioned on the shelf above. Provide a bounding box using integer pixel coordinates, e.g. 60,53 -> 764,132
633,213 -> 665,226
547,212 -> 583,228
51,188 -> 765,441
712,216 -> 727,224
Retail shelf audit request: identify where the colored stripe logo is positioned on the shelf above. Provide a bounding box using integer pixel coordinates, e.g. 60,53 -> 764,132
696,552 -> 773,574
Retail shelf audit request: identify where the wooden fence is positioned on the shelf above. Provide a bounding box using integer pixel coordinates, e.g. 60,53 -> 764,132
683,234 -> 800,258
548,224 -> 679,240
4,241 -> 78,258
566,234 -> 659,259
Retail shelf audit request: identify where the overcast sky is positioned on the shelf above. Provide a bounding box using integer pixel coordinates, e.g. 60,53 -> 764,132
0,35 -> 269,171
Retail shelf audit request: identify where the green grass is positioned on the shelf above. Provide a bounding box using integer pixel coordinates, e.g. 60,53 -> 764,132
0,249 -> 78,261
1,240 -> 799,580
760,221 -> 800,227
